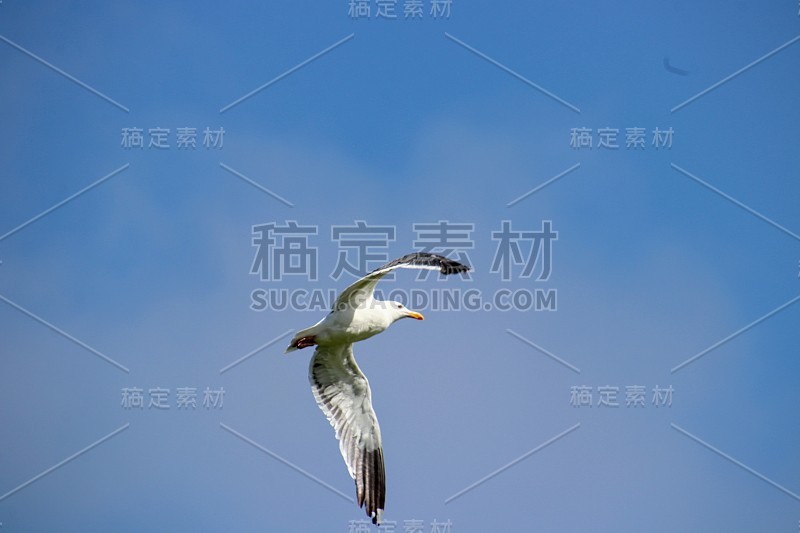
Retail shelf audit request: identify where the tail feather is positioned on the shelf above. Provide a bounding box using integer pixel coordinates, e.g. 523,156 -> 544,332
285,322 -> 321,354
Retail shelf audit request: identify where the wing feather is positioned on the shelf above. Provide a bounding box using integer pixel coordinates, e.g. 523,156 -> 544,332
309,344 -> 385,524
333,252 -> 470,310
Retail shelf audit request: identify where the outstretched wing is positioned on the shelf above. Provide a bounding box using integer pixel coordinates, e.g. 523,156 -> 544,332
334,252 -> 471,310
309,344 -> 385,525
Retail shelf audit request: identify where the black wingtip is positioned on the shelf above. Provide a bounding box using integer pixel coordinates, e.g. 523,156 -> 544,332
356,447 -> 386,526
383,251 -> 471,276
433,254 -> 470,275
439,259 -> 470,275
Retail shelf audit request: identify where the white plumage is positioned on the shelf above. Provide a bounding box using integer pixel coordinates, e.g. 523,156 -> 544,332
285,252 -> 470,524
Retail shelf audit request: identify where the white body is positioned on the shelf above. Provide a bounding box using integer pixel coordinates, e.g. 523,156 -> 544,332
289,303 -> 398,350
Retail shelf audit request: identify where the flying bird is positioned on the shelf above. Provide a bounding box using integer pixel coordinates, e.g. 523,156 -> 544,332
285,252 -> 470,525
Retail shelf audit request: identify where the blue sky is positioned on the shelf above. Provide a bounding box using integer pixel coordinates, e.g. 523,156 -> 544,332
1,1 -> 799,531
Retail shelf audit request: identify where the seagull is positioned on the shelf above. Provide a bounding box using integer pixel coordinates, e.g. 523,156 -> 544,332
285,252 -> 470,525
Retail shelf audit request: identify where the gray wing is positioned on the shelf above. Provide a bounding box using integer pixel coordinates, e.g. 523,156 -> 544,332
309,344 -> 385,525
333,252 -> 471,310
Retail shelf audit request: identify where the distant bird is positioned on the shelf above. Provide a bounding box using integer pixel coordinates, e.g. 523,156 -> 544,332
286,252 -> 470,524
663,56 -> 690,76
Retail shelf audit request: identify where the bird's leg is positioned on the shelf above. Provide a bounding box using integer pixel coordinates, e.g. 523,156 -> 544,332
294,336 -> 317,349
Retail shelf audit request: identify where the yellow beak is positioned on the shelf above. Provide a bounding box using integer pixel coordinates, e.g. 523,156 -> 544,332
406,311 -> 425,321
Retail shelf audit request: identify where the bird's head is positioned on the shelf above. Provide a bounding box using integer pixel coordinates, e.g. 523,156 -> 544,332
388,301 -> 424,322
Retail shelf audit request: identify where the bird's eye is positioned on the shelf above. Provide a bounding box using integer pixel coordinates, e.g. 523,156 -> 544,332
397,303 -> 403,309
